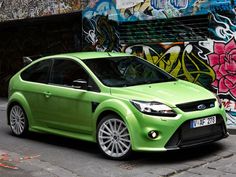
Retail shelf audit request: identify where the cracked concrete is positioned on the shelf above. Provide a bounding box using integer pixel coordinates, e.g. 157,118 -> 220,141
169,153 -> 236,177
0,149 -> 80,177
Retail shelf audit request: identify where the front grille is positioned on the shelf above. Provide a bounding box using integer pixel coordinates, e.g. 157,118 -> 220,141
176,99 -> 216,112
165,115 -> 227,149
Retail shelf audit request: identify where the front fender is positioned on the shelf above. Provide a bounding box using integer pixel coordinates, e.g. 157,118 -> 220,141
92,99 -> 139,147
8,92 -> 33,128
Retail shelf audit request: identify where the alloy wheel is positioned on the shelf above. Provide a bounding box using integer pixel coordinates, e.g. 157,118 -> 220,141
9,105 -> 27,136
98,117 -> 131,159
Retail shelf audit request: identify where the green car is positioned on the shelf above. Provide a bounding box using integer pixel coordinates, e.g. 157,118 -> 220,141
7,52 -> 228,159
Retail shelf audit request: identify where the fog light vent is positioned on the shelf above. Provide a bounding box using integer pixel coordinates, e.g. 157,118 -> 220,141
148,130 -> 158,139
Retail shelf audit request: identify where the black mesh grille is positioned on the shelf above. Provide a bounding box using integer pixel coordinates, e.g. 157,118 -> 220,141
165,115 -> 227,149
176,99 -> 216,112
118,14 -> 209,44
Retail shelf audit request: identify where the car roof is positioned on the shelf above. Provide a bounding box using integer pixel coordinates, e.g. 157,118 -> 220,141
44,52 -> 132,60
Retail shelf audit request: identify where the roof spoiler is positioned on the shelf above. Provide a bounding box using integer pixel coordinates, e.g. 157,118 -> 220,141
23,55 -> 43,66
23,57 -> 33,66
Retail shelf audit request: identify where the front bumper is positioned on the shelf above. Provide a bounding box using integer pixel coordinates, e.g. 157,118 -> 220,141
165,114 -> 229,150
128,106 -> 228,152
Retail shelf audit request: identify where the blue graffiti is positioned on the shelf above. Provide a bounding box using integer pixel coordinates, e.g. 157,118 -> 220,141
151,0 -> 189,10
210,0 -> 233,12
170,0 -> 189,9
83,0 -> 122,21
151,0 -> 166,10
83,0 -> 236,22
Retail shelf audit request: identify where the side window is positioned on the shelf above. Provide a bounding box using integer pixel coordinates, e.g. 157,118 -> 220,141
50,59 -> 99,92
21,60 -> 51,83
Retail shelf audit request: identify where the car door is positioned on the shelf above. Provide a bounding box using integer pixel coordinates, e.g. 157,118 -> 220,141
40,58 -> 100,134
20,59 -> 53,126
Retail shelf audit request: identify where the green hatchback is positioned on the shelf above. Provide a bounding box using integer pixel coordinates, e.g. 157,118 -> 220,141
7,52 -> 228,159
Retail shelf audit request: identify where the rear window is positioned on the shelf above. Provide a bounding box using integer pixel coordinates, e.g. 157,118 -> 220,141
21,60 -> 51,83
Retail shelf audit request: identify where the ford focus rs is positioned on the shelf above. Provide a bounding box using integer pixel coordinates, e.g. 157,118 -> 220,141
7,52 -> 228,159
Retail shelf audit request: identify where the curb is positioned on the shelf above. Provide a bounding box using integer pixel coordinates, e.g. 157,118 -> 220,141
0,97 -> 7,111
0,106 -> 6,111
228,128 -> 236,135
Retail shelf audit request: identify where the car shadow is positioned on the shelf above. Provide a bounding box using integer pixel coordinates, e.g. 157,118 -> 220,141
131,142 -> 225,163
19,131 -> 227,163
24,131 -> 100,154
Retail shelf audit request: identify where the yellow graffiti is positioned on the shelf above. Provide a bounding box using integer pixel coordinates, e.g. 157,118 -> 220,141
180,44 -> 215,84
124,44 -> 215,86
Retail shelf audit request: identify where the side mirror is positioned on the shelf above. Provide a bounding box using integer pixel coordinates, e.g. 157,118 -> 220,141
72,79 -> 88,90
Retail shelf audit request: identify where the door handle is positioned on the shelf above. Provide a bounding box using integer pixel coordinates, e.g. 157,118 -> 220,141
43,91 -> 52,98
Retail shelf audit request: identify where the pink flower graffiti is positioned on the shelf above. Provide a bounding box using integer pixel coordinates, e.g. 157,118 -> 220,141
208,38 -> 236,98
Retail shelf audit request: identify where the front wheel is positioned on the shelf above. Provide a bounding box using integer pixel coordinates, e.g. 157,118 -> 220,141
9,104 -> 28,137
97,115 -> 132,160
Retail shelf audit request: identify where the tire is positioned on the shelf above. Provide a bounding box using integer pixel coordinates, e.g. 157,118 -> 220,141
97,114 -> 132,160
9,104 -> 28,137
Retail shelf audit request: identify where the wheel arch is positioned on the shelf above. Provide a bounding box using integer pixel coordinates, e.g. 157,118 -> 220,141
92,99 -> 138,145
96,110 -> 121,128
7,92 -> 33,127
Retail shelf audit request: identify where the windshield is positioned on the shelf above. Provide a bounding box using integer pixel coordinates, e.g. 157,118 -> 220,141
83,56 -> 176,87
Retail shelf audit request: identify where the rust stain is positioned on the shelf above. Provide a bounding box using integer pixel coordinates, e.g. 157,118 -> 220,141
0,162 -> 18,170
0,153 -> 40,170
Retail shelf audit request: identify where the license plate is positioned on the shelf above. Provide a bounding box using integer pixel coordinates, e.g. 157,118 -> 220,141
190,116 -> 216,128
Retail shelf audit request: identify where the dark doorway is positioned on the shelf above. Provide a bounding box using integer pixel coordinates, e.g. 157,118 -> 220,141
0,12 -> 82,97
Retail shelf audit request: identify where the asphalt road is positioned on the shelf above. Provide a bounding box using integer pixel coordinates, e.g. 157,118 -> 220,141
0,107 -> 236,177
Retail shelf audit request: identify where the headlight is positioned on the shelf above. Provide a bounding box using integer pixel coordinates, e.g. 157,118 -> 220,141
131,100 -> 177,117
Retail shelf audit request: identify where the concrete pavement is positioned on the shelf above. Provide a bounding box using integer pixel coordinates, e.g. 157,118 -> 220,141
0,134 -> 235,177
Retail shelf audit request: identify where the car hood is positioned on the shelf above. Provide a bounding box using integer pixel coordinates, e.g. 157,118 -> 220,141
110,80 -> 215,107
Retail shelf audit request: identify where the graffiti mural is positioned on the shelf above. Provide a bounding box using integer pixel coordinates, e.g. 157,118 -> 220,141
0,0 -> 235,22
209,13 -> 236,42
151,0 -> 189,10
207,13 -> 236,127
82,15 -> 120,51
122,39 -> 236,127
0,0 -> 235,127
81,1 -> 236,127
122,42 -> 215,89
208,38 -> 236,99
222,98 -> 236,126
82,0 -> 236,22
83,0 -> 120,21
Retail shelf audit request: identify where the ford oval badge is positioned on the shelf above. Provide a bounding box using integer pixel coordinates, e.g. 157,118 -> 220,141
197,104 -> 207,110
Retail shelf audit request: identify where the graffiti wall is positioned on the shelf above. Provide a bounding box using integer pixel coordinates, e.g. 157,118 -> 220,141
0,1 -> 235,126
0,0 -> 88,21
208,13 -> 236,127
82,0 -> 236,127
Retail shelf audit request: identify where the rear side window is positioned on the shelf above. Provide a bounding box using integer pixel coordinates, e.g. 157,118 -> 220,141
50,59 -> 100,92
50,59 -> 88,86
21,60 -> 51,83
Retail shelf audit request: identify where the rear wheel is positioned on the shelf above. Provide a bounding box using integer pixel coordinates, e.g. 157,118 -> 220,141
9,104 -> 28,137
97,115 -> 131,160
